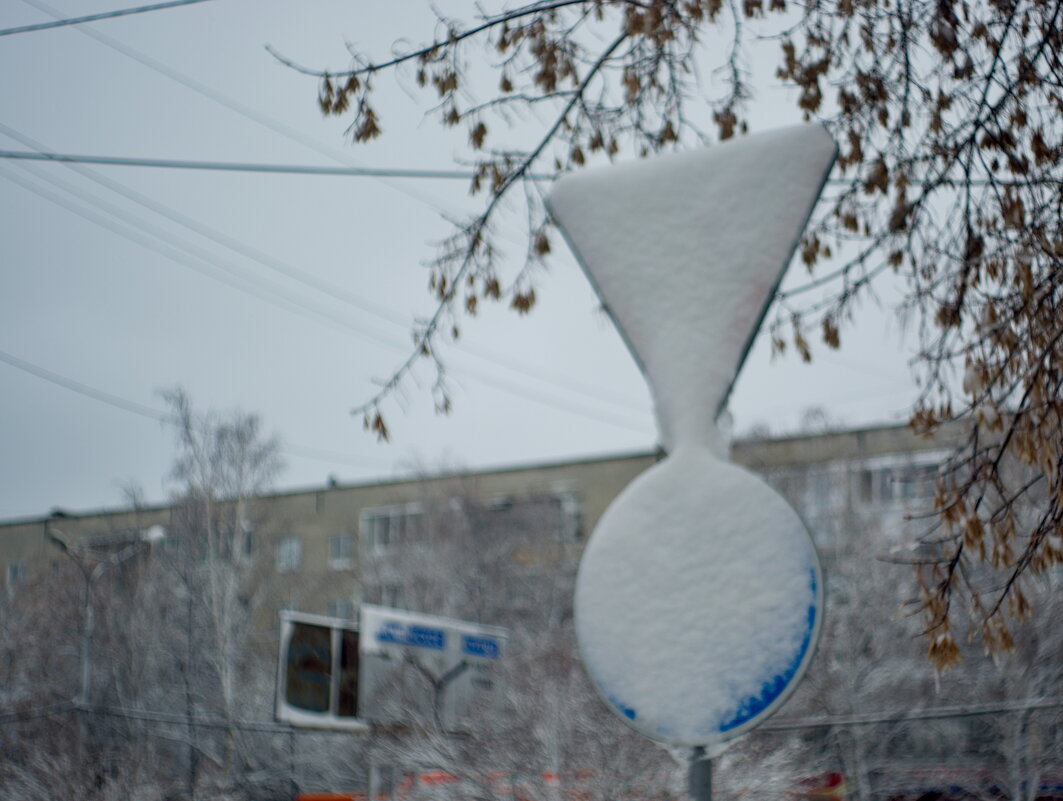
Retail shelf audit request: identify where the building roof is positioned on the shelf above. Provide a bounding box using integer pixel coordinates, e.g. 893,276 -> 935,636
0,420 -> 961,529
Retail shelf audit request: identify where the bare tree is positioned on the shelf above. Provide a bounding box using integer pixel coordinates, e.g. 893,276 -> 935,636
359,480 -> 683,801
0,391 -> 291,800
157,387 -> 285,798
274,0 -> 1063,665
0,529 -> 177,799
716,480 -> 1063,800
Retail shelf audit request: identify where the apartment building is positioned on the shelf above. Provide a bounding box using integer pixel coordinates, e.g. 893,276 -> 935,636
0,422 -> 952,612
5,421 -> 1062,801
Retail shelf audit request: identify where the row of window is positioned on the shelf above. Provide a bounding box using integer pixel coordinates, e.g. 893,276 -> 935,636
273,505 -> 428,573
361,504 -> 423,556
767,459 -> 942,515
275,531 -> 356,573
361,493 -> 583,556
857,464 -> 939,504
274,503 -> 454,573
273,491 -> 582,573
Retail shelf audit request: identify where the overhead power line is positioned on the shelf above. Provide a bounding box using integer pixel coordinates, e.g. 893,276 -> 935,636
0,149 -> 498,180
0,128 -> 649,425
1,147 -> 988,188
763,695 -> 1063,731
0,347 -> 391,471
0,701 -> 77,724
6,0 -> 653,417
19,0 -> 456,217
0,159 -> 649,432
87,702 -> 299,734
0,0 -> 214,36
8,695 -> 1063,731
0,147 -> 1028,190
0,349 -> 168,423
0,123 -> 646,417
0,132 -> 416,347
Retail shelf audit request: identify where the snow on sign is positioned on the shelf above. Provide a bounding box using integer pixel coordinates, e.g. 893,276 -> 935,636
546,125 -> 837,750
358,605 -> 507,730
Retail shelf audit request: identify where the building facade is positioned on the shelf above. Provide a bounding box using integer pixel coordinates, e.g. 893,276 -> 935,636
0,422 -> 951,626
2,422 -> 1060,801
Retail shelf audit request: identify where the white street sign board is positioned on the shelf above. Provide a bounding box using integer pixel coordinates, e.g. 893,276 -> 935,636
573,451 -> 823,747
276,606 -> 506,732
358,605 -> 507,730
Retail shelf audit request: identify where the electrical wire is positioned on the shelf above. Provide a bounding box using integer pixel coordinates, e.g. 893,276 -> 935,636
0,148 -> 494,180
0,161 -> 411,351
0,349 -> 168,423
762,695 -> 1063,731
0,148 -> 553,181
13,0 -> 568,316
87,703 -> 299,734
0,161 -> 651,432
18,0 -> 456,218
0,126 -> 647,417
0,225 -> 646,444
0,123 -> 414,334
6,695 -> 1063,731
0,0 -> 214,36
0,347 -> 392,471
0,701 -> 77,724
0,152 -> 417,353
10,2 -> 649,415
0,159 -> 653,434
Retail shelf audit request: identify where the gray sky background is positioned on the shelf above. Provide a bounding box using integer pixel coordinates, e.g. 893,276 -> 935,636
0,0 -> 920,521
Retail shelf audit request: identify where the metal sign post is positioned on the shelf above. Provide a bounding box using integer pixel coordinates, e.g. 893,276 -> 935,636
689,747 -> 712,801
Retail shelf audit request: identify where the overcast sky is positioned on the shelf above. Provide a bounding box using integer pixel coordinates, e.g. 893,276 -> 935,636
0,1 -> 920,521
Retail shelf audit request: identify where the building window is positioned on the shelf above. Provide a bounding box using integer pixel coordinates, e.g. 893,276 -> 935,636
881,469 -> 900,503
276,536 -> 302,573
857,469 -> 874,504
553,491 -> 583,539
854,458 -> 942,507
360,504 -> 423,555
484,494 -> 515,512
241,519 -> 255,557
6,561 -> 26,587
806,469 -> 834,512
855,467 -> 896,506
329,532 -> 355,570
380,583 -> 402,609
899,464 -> 939,501
328,598 -> 354,620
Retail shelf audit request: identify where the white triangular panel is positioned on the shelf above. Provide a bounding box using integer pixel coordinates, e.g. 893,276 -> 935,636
547,124 -> 837,451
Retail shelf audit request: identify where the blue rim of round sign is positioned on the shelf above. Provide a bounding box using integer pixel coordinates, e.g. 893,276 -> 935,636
597,560 -> 822,744
716,566 -> 818,732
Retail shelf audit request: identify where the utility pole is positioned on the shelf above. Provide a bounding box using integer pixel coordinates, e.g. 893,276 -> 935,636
44,512 -> 164,758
